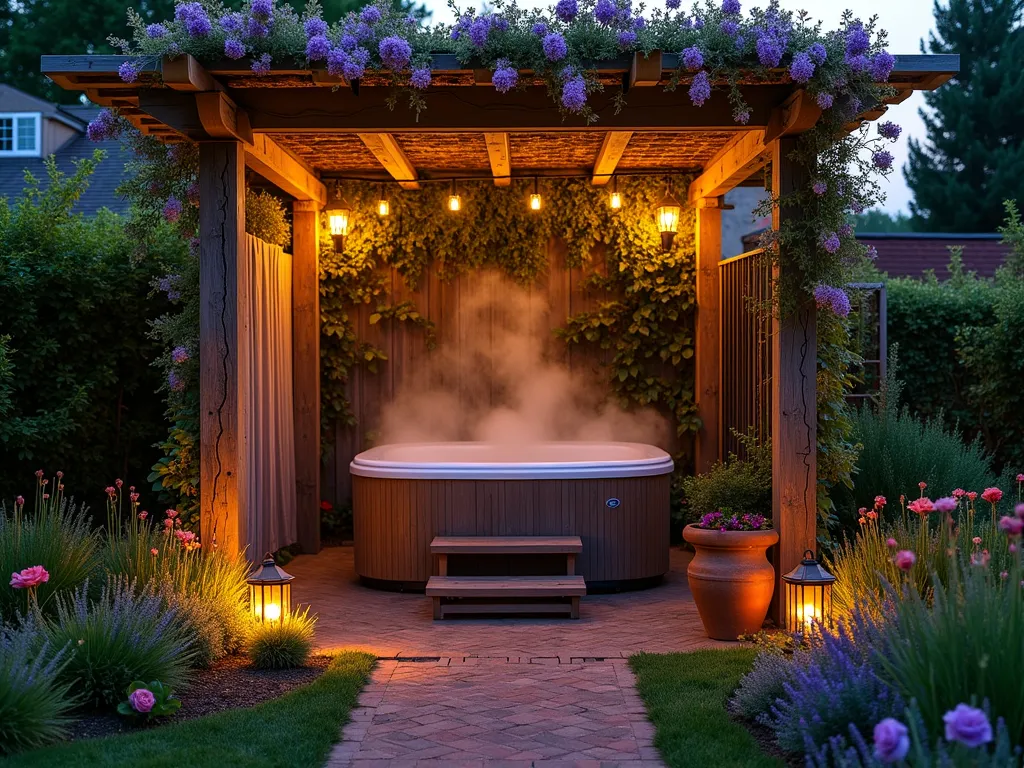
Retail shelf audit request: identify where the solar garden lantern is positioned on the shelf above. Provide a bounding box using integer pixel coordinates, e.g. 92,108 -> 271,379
655,190 -> 681,251
248,553 -> 294,624
782,549 -> 836,633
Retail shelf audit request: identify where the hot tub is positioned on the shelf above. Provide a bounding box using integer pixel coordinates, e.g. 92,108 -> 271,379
350,441 -> 673,590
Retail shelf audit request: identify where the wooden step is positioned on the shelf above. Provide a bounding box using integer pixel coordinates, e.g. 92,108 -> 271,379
430,536 -> 583,554
426,575 -> 586,619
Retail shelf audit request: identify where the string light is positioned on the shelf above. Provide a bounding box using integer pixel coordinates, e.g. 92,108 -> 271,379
529,177 -> 542,211
609,176 -> 622,209
376,184 -> 390,217
447,179 -> 461,212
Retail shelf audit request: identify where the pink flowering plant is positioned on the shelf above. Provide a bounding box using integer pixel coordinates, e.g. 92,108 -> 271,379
117,680 -> 181,722
693,510 -> 772,531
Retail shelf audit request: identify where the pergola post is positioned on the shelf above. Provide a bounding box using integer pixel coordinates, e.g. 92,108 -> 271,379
770,136 -> 818,623
198,140 -> 249,555
292,200 -> 321,554
694,198 -> 722,473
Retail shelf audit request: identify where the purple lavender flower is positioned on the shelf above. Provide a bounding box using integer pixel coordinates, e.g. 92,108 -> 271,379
224,38 -> 246,59
246,17 -> 270,38
305,34 -> 329,60
633,16 -> 646,29
722,0 -> 740,14
734,35 -> 745,50
688,70 -> 711,106
693,17 -> 704,29
118,61 -> 141,84
86,109 -> 119,142
250,0 -> 273,21
813,181 -> 827,195
410,66 -> 431,89
251,53 -> 272,76
720,19 -> 739,36
839,223 -> 854,237
169,370 -> 185,392
351,47 -> 370,65
816,92 -> 834,109
682,46 -> 703,71
163,197 -> 183,223
808,42 -> 827,65
492,59 -> 518,93
756,35 -> 783,68
666,0 -> 680,8
339,32 -> 357,51
178,2 -> 212,36
873,719 -> 910,763
870,51 -> 896,82
531,22 -> 548,36
556,0 -> 578,22
561,74 -> 587,112
304,17 -> 328,37
326,48 -> 347,77
469,16 -> 490,47
943,705 -> 993,748
360,5 -> 381,24
846,53 -> 869,73
814,284 -> 851,317
820,233 -> 841,254
220,12 -> 243,32
845,22 -> 870,56
872,150 -> 894,171
594,0 -> 616,25
146,23 -> 168,38
171,346 -> 190,364
379,36 -> 412,70
450,28 -> 460,40
789,52 -> 815,83
543,32 -> 568,61
878,121 -> 902,141
617,30 -> 637,47
404,15 -> 416,26
734,110 -> 750,124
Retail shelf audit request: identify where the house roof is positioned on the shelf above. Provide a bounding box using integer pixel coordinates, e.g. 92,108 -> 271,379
858,232 -> 1011,279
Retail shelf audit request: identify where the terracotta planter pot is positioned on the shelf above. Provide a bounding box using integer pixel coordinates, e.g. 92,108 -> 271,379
683,524 -> 779,641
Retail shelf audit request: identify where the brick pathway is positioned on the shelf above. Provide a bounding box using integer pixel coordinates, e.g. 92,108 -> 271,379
287,546 -> 731,767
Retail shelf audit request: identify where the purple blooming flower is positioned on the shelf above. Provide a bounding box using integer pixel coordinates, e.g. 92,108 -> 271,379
379,36 -> 412,70
492,60 -> 518,93
816,92 -> 834,109
186,180 -> 199,205
734,35 -> 745,50
756,35 -> 783,68
688,70 -> 711,106
326,47 -> 347,77
343,57 -> 365,80
878,121 -> 902,141
250,0 -> 273,21
171,346 -> 190,364
158,276 -> 181,302
246,17 -> 270,38
224,38 -> 246,59
561,74 -> 587,112
722,0 -> 740,14
845,22 -> 870,56
720,19 -> 739,36
865,245 -> 878,260
839,223 -> 854,237
492,16 -> 509,31
339,32 -> 357,51
693,17 -> 704,29
814,284 -> 851,317
469,16 -> 490,46
556,0 -> 578,22
808,42 -> 827,65
86,109 -> 119,142
543,32 -> 568,61
734,110 -> 750,124
682,46 -> 703,71
531,22 -> 548,36
872,150 -> 894,171
943,704 -> 993,748
873,719 -> 910,764
846,53 -> 869,73
410,66 -> 431,89
813,181 -> 827,195
305,34 -> 329,60
163,197 -> 182,223
180,3 -> 212,36
168,370 -> 186,392
360,5 -> 381,24
821,233 -> 841,254
666,0 -> 680,8
594,0 -> 616,25
251,52 -> 272,76
304,17 -> 328,37
220,12 -> 243,32
118,61 -> 141,84
789,52 -> 815,83
870,51 -> 896,81
617,30 -> 637,47
353,21 -> 373,42
146,23 -> 168,38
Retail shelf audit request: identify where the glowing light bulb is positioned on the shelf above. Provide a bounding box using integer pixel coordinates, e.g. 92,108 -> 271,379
328,209 -> 349,237
448,194 -> 461,212
529,193 -> 542,211
377,199 -> 390,217
610,192 -> 622,209
264,602 -> 281,622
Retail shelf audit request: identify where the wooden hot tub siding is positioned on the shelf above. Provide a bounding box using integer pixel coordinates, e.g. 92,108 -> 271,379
352,474 -> 670,587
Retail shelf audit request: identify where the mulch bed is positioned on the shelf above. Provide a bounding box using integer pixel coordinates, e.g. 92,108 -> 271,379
67,654 -> 333,742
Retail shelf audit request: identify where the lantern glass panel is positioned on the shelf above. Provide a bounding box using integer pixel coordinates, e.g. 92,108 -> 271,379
610,192 -> 622,209
328,210 -> 349,236
657,204 -> 680,234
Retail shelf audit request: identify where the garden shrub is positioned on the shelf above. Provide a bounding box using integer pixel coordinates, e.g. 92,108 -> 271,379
47,578 -> 195,708
0,618 -> 76,754
0,155 -> 186,509
0,479 -> 98,619
246,608 -> 316,669
731,648 -> 794,721
679,435 -> 772,527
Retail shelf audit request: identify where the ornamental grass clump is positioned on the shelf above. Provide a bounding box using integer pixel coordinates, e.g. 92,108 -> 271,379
246,607 -> 316,669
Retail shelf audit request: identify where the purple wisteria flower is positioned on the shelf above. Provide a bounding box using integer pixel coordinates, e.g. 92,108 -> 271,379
813,181 -> 827,195
543,32 -> 567,61
146,23 -> 168,38
808,42 -> 827,64
789,52 -> 815,83
492,60 -> 518,93
878,121 -> 902,141
531,22 -> 547,36
839,223 -> 854,237
469,16 -> 490,46
873,719 -> 910,764
379,36 -> 412,70
306,35 -> 330,60
846,53 -> 869,73
617,30 -> 637,47
119,61 -> 141,84
556,0 -> 578,22
872,150 -> 894,171
175,2 -> 212,36
820,232 -> 842,254
734,35 -> 745,50
693,17 -> 704,29
943,704 -> 993,748
666,0 -> 680,8
594,0 -> 616,25
354,21 -> 374,42
734,110 -> 750,124
339,32 -> 357,51
171,346 -> 190,364
163,197 -> 182,223
220,12 -> 243,32
816,92 -> 834,109
326,47 -> 346,77
682,46 -> 703,70
304,17 -> 328,37
247,17 -> 270,38
86,109 -> 119,142
493,16 -> 509,31
720,19 -> 739,36
756,34 -> 783,68
360,5 -> 381,24
688,70 -> 711,106
870,51 -> 896,81
224,39 -> 246,59
722,0 -> 740,14
846,22 -> 870,54
814,284 -> 851,317
168,370 -> 186,392
251,0 -> 273,21
410,67 -> 431,89
251,53 -> 272,76
343,55 -> 366,80
158,276 -> 182,302
186,180 -> 199,205
561,74 -> 587,112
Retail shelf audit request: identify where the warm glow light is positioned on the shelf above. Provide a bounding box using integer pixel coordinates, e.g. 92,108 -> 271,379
448,194 -> 461,212
656,202 -> 680,233
328,209 -> 350,237
799,602 -> 819,628
264,602 -> 282,622
529,193 -> 542,211
247,553 -> 295,624
377,199 -> 390,217
610,192 -> 622,209
782,550 -> 836,633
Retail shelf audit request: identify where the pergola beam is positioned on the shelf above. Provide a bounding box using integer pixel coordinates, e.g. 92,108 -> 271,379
688,130 -> 769,203
357,133 -> 421,190
484,133 -> 512,187
591,131 -> 633,185
244,135 -> 327,204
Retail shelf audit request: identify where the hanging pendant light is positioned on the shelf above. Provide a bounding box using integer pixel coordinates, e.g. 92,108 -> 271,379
609,175 -> 622,210
325,184 -> 351,250
655,188 -> 682,251
376,184 -> 390,217
529,177 -> 543,211
447,179 -> 461,212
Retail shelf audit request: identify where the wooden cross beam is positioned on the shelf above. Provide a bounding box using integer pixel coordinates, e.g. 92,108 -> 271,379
591,131 -> 633,185
484,133 -> 512,187
357,133 -> 421,190
687,130 -> 770,203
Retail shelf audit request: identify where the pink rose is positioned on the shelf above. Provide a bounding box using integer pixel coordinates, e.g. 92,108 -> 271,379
165,509 -> 178,519
943,704 -> 992,748
982,487 -> 1003,504
129,688 -> 156,713
163,519 -> 174,529
972,536 -> 982,545
907,498 -> 934,515
893,550 -> 916,571
999,516 -> 1024,537
10,565 -> 49,589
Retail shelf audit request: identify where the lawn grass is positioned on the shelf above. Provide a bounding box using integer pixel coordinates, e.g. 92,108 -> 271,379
3,651 -> 374,768
630,649 -> 784,768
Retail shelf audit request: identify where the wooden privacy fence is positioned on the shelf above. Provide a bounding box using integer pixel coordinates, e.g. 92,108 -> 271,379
718,248 -> 773,459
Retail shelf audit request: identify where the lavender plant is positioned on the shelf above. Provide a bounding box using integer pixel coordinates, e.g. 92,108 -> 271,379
731,646 -> 794,720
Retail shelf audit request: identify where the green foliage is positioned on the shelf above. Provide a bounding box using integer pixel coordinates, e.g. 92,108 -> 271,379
0,619 -> 76,755
245,189 -> 292,248
246,608 -> 316,669
0,154 -> 184,509
47,579 -> 196,709
679,435 -> 772,526
0,479 -> 99,619
849,208 -> 915,233
117,680 -> 182,721
906,0 -> 1024,232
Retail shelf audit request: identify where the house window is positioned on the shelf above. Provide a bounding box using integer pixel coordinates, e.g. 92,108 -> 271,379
0,113 -> 41,157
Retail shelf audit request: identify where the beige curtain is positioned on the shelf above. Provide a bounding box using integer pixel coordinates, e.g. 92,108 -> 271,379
244,234 -> 297,558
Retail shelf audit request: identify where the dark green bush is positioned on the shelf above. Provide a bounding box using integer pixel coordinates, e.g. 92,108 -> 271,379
246,608 -> 315,669
679,436 -> 772,527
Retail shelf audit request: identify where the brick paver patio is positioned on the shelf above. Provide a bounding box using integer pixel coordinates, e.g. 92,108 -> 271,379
288,546 -> 730,767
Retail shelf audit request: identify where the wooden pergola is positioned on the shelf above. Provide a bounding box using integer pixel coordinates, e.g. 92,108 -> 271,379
42,51 -> 956,615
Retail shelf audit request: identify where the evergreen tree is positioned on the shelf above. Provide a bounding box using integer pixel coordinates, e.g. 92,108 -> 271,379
905,0 -> 1024,232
